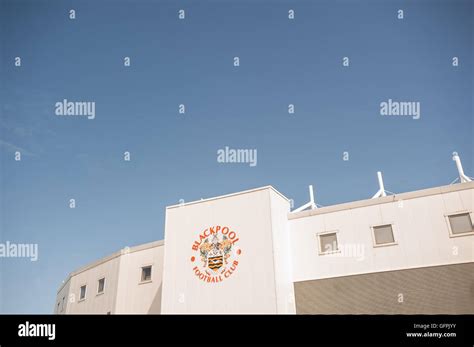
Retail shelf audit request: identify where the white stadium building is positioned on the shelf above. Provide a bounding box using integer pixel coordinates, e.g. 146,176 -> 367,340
55,154 -> 474,314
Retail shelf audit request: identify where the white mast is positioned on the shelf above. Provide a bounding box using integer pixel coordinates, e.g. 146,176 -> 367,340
371,171 -> 389,199
452,152 -> 472,183
292,185 -> 317,213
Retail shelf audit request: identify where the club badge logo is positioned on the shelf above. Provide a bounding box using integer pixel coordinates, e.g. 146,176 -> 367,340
191,226 -> 241,283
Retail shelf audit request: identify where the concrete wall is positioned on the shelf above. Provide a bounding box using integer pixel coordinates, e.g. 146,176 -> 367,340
289,183 -> 474,283
66,254 -> 121,314
115,241 -> 164,314
161,187 -> 293,314
269,189 -> 296,314
55,241 -> 165,314
54,277 -> 71,314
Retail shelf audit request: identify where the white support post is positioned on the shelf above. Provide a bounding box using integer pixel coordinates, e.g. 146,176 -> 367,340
377,171 -> 387,197
292,185 -> 317,213
309,185 -> 317,209
453,152 -> 472,183
371,171 -> 388,199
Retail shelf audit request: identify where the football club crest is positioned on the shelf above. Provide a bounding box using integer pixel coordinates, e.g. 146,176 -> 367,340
191,226 -> 241,283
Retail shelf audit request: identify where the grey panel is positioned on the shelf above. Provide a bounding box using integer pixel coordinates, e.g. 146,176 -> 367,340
320,233 -> 338,253
294,263 -> 474,314
374,225 -> 395,244
449,214 -> 473,234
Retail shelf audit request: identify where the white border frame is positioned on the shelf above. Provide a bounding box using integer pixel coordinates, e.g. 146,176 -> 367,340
139,263 -> 153,284
78,284 -> 87,302
317,230 -> 341,255
96,276 -> 106,296
371,223 -> 398,248
445,211 -> 474,238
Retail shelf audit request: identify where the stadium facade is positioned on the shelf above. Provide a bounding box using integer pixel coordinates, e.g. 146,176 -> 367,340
55,157 -> 474,314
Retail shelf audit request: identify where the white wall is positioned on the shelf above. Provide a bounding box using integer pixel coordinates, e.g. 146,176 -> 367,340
161,187 -> 293,314
115,243 -> 164,314
289,185 -> 474,283
67,255 -> 121,314
58,241 -> 165,314
269,189 -> 295,313
54,278 -> 70,314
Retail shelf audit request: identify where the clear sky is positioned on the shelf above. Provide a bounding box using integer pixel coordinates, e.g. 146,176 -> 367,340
0,0 -> 472,313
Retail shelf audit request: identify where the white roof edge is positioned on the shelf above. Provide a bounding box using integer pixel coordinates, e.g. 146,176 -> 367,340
166,185 -> 289,209
56,274 -> 72,294
288,181 -> 474,220
57,239 -> 165,293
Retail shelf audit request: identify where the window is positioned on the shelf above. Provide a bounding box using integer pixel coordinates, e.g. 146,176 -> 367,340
141,266 -> 152,282
319,232 -> 338,254
373,224 -> 396,246
57,302 -> 60,313
61,297 -> 65,312
448,213 -> 473,235
79,285 -> 87,301
97,278 -> 105,294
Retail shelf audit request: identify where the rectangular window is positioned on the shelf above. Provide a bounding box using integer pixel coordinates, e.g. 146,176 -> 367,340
61,297 -> 65,312
373,224 -> 396,245
319,232 -> 338,254
448,213 -> 473,235
79,285 -> 87,300
141,266 -> 152,282
97,278 -> 105,294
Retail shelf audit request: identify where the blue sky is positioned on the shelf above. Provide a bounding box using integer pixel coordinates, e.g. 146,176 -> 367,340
0,0 -> 472,313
